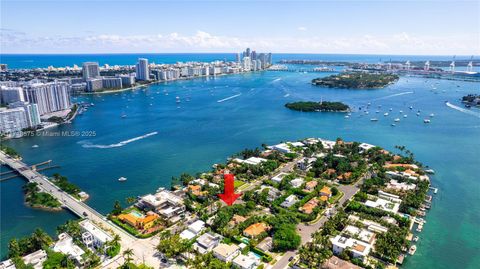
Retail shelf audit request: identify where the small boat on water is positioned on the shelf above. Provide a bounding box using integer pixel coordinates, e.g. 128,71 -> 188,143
121,114 -> 127,118
32,145 -> 39,148
429,113 -> 435,117
365,111 -> 369,114
425,169 -> 435,174
118,177 -> 127,182
370,118 -> 378,122
389,108 -> 393,111
413,236 -> 419,242
408,245 -> 417,255
376,110 -> 380,113
399,110 -> 403,113
424,119 -> 431,123
416,112 -> 420,116
176,96 -> 181,103
409,106 -> 413,110
344,115 -> 350,119
394,118 -> 400,122
391,123 -> 396,127
384,112 -> 389,116
404,115 -> 408,118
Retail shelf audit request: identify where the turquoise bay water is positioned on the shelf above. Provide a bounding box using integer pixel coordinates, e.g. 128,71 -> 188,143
1,55 -> 479,268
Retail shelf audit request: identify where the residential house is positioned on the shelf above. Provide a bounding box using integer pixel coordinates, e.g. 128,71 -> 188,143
180,220 -> 205,240
22,250 -> 47,269
232,253 -> 260,269
320,186 -> 332,197
256,237 -> 273,252
322,256 -> 362,269
243,223 -> 269,238
331,235 -> 371,263
303,180 -> 318,193
299,198 -> 319,214
280,194 -> 299,208
79,219 -> 113,249
213,243 -> 240,262
290,177 -> 304,188
229,214 -> 247,227
53,233 -> 85,265
193,232 -> 222,254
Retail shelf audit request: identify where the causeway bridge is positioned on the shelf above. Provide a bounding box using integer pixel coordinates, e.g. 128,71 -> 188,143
0,151 -> 162,268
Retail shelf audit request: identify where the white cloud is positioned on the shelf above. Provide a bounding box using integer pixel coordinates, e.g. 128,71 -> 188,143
297,26 -> 307,31
1,29 -> 478,55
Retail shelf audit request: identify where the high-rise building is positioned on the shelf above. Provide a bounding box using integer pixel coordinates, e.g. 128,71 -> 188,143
0,107 -> 28,136
86,78 -> 103,92
136,58 -> 150,81
251,51 -> 257,61
0,86 -> 25,105
102,77 -> 123,89
23,82 -> 71,115
8,101 -> 41,128
245,48 -> 251,58
242,57 -> 252,71
235,53 -> 241,63
82,62 -> 100,81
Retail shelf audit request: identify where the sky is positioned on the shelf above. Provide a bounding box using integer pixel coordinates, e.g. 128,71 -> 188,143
0,0 -> 479,55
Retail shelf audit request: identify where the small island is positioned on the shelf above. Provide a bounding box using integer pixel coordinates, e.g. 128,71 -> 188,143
312,72 -> 399,89
285,101 -> 350,112
23,182 -> 62,211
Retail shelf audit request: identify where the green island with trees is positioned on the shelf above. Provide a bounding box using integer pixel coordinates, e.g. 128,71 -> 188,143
312,72 -> 399,89
23,182 -> 62,210
50,173 -> 85,200
285,101 -> 350,112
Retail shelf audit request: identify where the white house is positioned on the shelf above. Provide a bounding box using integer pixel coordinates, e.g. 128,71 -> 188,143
180,220 -> 205,240
193,232 -> 221,254
331,235 -> 371,263
232,253 -> 260,269
79,219 -> 113,249
271,172 -> 289,184
290,178 -> 304,188
234,157 -> 267,166
280,194 -> 299,208
364,197 -> 400,214
213,243 -> 240,262
53,233 -> 85,265
358,143 -> 376,153
22,250 -> 47,269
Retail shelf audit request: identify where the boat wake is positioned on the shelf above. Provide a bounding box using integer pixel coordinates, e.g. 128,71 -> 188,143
272,78 -> 282,82
79,132 -> 158,149
284,93 -> 290,97
217,94 -> 241,103
373,91 -> 414,101
445,102 -> 480,118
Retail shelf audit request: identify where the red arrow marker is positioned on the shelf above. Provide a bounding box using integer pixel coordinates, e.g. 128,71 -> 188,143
218,174 -> 241,206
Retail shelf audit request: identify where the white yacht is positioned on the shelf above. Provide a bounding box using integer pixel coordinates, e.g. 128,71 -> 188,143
118,177 -> 127,182
384,112 -> 389,116
394,118 -> 400,122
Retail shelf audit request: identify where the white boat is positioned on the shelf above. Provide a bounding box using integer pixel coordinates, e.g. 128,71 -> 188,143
394,118 -> 400,122
416,112 -> 420,116
118,177 -> 127,182
404,115 -> 408,118
370,118 -> 378,122
365,111 -> 369,114
384,112 -> 389,116
429,113 -> 435,117
425,169 -> 435,174
399,110 -> 403,113
409,106 -> 413,110
376,110 -> 380,113
32,145 -> 39,148
408,245 -> 417,255
176,96 -> 181,103
121,114 -> 127,118
413,236 -> 419,242
344,115 -> 350,119
391,123 -> 396,127
424,119 -> 431,123
389,108 -> 393,111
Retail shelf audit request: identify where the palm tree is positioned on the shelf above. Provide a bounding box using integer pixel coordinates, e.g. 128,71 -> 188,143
31,228 -> 52,249
125,197 -> 136,204
122,248 -> 134,265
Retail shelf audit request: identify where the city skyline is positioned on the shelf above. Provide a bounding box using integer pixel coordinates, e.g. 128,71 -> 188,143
1,0 -> 478,55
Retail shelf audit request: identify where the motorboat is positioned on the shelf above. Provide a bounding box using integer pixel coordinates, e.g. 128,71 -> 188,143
404,115 -> 408,118
394,118 -> 400,122
32,145 -> 39,148
384,112 -> 389,116
118,177 -> 127,182
424,119 -> 431,123
429,113 -> 435,117
370,118 -> 378,122
408,245 -> 417,255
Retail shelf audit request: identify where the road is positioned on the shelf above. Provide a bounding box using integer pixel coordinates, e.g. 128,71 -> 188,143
0,152 -> 163,268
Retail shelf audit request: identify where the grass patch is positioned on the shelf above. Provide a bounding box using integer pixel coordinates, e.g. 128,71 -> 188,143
328,191 -> 344,204
234,180 -> 246,188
